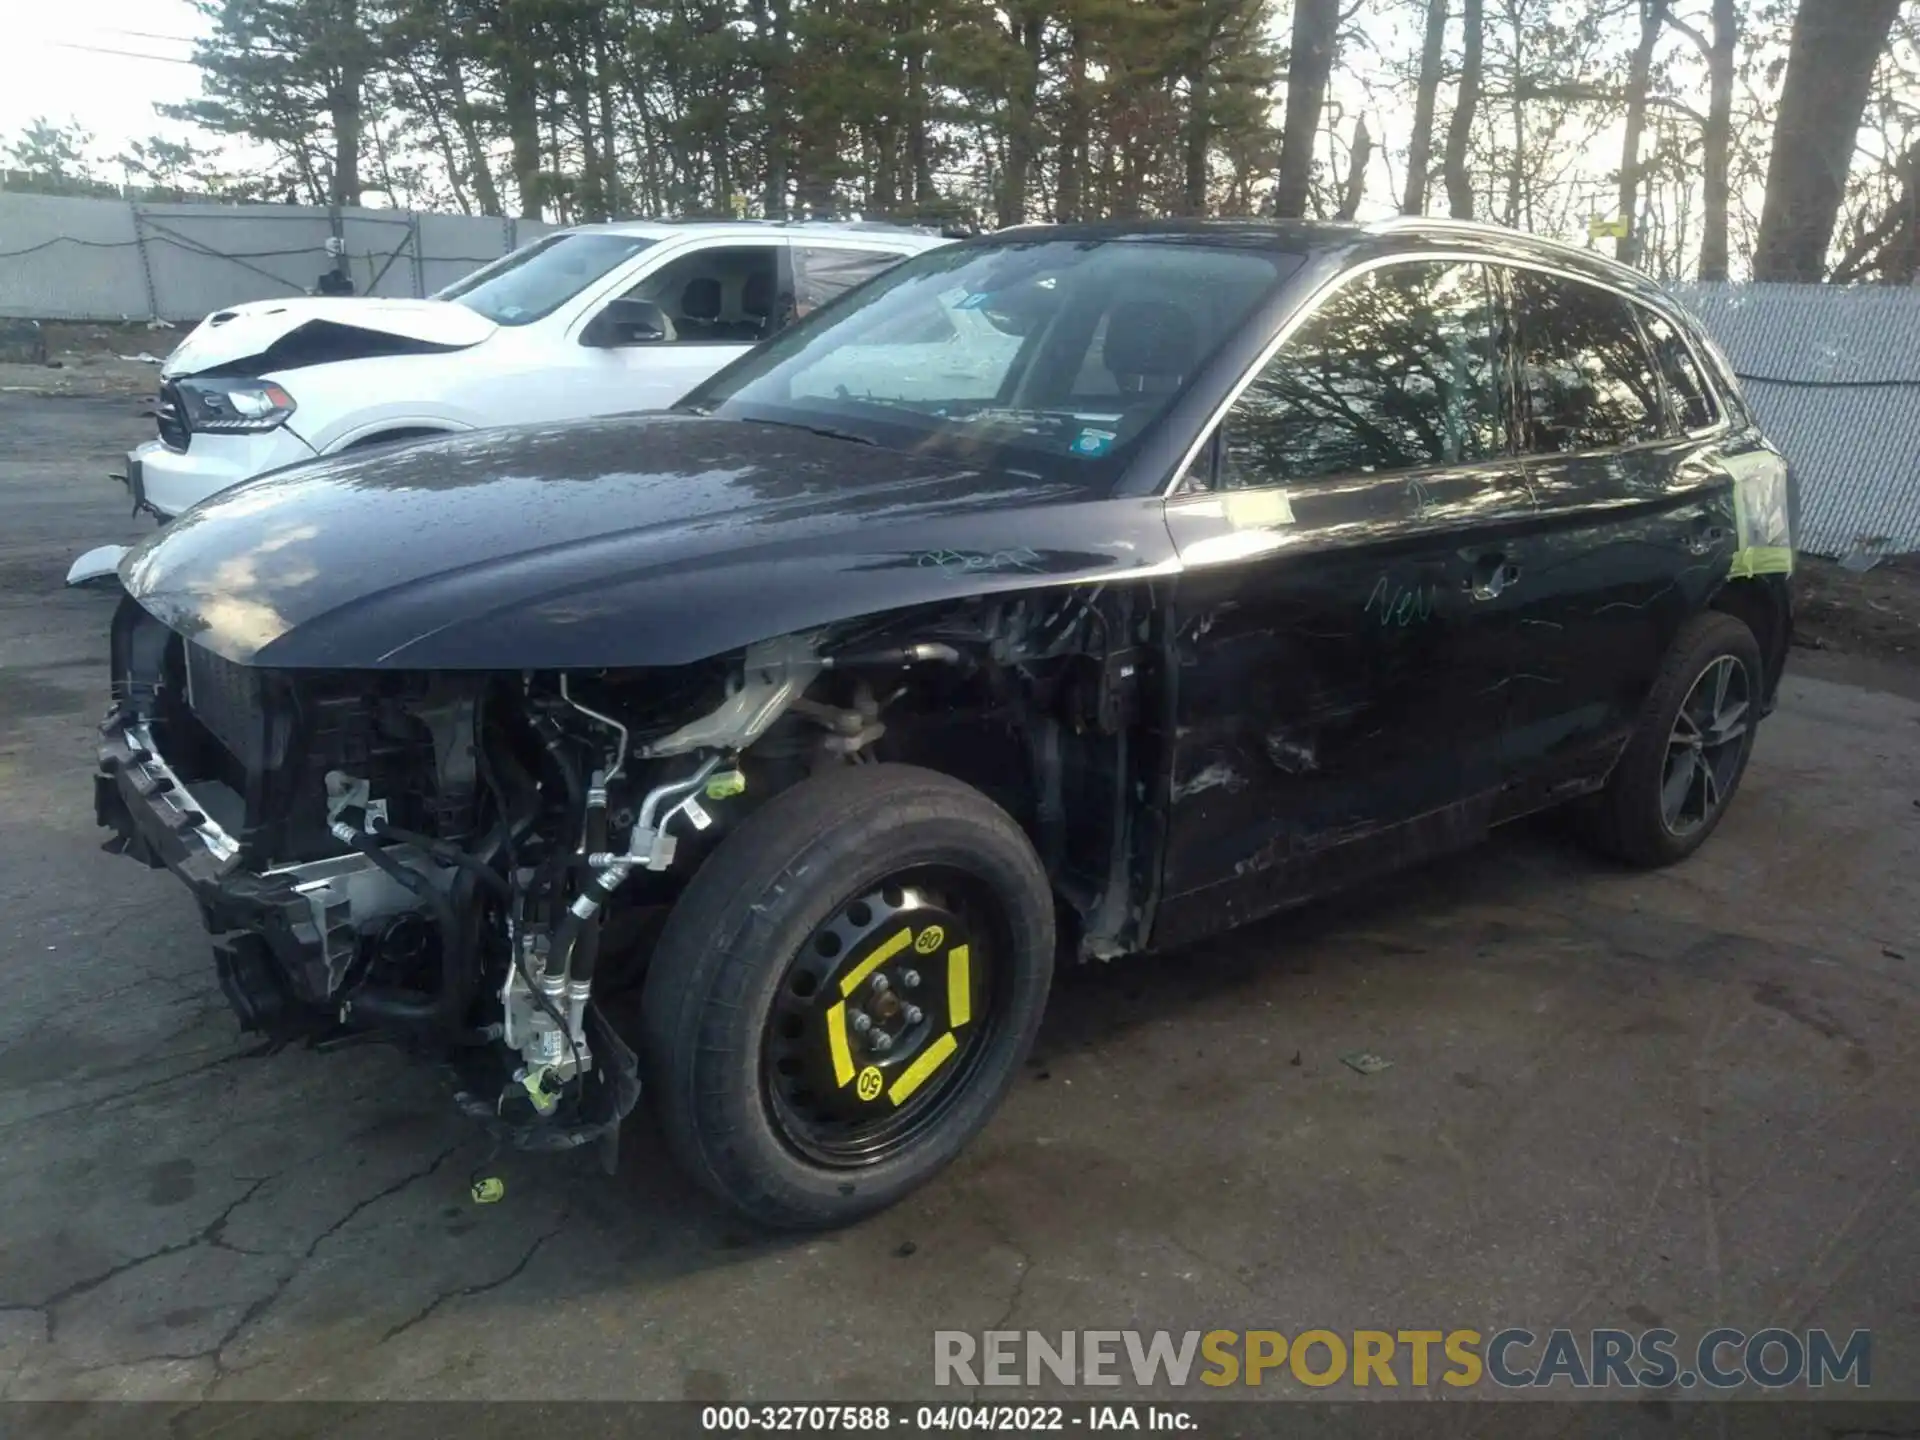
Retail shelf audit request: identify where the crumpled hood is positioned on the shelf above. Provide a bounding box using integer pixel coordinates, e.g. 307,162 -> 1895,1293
162,297 -> 496,378
120,413 -> 1165,671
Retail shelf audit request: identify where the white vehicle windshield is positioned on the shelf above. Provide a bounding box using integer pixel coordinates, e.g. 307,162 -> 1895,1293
436,233 -> 657,326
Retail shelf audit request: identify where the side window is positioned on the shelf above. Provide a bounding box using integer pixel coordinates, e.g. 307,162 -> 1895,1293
793,246 -> 905,318
1221,260 -> 1500,490
1509,271 -> 1663,452
1640,309 -> 1719,432
616,245 -> 782,343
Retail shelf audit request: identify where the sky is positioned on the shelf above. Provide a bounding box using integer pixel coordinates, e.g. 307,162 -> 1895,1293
4,1 -> 214,175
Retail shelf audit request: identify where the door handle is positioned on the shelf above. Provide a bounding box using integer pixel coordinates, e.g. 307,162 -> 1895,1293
1466,553 -> 1521,601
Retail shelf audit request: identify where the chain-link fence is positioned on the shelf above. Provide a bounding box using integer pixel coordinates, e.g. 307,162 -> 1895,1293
1668,282 -> 1920,560
0,191 -> 553,323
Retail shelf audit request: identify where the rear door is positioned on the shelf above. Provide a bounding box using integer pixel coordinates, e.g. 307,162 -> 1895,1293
1154,257 -> 1537,945
1491,267 -> 1736,805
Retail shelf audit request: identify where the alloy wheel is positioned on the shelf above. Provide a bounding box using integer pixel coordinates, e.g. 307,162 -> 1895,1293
1659,653 -> 1751,837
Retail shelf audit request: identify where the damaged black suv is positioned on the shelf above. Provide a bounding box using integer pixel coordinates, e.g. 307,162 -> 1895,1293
97,219 -> 1795,1228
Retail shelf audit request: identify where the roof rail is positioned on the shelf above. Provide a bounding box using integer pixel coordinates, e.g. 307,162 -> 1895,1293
1360,214 -> 1651,281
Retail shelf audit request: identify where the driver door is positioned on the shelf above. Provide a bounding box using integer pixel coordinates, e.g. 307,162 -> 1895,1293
1152,257 -> 1537,949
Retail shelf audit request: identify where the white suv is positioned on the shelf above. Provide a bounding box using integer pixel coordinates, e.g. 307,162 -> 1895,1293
70,220 -> 950,582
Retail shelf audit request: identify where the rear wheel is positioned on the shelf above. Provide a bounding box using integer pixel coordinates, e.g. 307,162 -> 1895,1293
640,763 -> 1054,1228
1577,611 -> 1762,868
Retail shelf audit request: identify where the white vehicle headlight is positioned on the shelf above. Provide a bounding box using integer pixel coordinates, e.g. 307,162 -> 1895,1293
176,377 -> 298,433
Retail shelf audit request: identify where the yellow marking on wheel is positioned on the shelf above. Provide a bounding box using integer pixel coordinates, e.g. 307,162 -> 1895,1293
947,943 -> 971,1028
827,1001 -> 855,1087
914,925 -> 945,954
887,1031 -> 959,1106
856,1066 -> 885,1102
838,926 -> 914,996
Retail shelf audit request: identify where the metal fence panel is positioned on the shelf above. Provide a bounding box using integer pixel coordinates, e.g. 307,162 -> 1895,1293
0,191 -> 153,319
1669,282 -> 1920,558
0,190 -> 552,323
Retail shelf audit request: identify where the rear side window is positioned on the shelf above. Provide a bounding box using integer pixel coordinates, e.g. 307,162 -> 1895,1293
1220,259 -> 1501,489
1640,309 -> 1719,432
794,246 -> 905,314
1509,271 -> 1663,453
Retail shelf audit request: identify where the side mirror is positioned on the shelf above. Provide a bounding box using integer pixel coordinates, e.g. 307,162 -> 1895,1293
583,297 -> 670,348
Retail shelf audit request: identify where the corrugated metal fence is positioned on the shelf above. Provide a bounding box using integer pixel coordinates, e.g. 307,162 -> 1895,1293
1669,282 -> 1920,560
0,190 -> 553,323
1,193 -> 1914,556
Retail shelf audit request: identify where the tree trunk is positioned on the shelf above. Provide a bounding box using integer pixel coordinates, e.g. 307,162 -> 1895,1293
1442,0 -> 1482,219
501,0 -> 544,219
1056,21 -> 1087,222
906,21 -> 932,206
1184,56 -> 1211,215
1616,0 -> 1669,264
1000,7 -> 1045,225
593,9 -> 620,217
1273,0 -> 1339,217
1338,117 -> 1371,219
326,0 -> 364,208
1752,0 -> 1902,282
1402,0 -> 1448,214
442,54 -> 503,216
1696,0 -> 1735,280
751,0 -> 792,217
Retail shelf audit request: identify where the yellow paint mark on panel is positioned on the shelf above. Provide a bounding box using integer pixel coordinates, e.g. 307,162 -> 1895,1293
1223,489 -> 1295,529
827,1001 -> 854,1087
947,943 -> 971,1028
887,1031 -> 959,1106
838,926 -> 913,996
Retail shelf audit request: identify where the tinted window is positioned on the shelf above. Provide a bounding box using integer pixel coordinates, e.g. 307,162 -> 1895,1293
1220,260 -> 1500,489
684,239 -> 1299,483
1640,309 -> 1718,431
436,232 -> 655,326
1510,271 -> 1663,452
794,246 -> 903,315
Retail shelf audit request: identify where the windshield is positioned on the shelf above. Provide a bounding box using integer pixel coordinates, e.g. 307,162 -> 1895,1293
436,232 -> 657,326
679,237 -> 1300,482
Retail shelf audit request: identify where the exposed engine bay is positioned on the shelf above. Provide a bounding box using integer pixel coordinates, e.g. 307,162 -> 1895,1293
95,586 -> 1149,1160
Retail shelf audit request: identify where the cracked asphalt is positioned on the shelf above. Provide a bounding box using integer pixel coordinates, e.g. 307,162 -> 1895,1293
0,392 -> 1916,1406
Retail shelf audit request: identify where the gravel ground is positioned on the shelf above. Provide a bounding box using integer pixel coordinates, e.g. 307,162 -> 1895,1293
0,393 -> 1915,1419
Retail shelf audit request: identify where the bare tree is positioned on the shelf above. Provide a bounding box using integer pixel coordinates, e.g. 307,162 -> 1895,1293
1274,0 -> 1340,216
1402,0 -> 1448,213
1442,0 -> 1482,218
1616,0 -> 1670,263
1753,0 -> 1903,281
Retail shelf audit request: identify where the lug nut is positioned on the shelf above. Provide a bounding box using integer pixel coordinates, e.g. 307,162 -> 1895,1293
871,974 -> 890,995
901,969 -> 921,989
869,1031 -> 894,1053
903,1004 -> 924,1026
851,1010 -> 873,1034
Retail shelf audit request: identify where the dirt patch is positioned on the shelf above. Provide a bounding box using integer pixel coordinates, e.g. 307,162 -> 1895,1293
1792,554 -> 1920,671
0,321 -> 173,399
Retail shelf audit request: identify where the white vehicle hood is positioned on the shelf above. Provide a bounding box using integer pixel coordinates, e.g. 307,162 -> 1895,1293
161,297 -> 497,378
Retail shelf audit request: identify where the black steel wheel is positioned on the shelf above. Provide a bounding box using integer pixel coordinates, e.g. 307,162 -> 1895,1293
1576,610 -> 1763,869
641,764 -> 1054,1229
763,871 -> 1005,1167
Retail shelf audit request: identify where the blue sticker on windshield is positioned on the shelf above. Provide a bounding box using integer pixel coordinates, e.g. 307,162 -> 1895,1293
954,292 -> 993,310
1071,427 -> 1117,457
